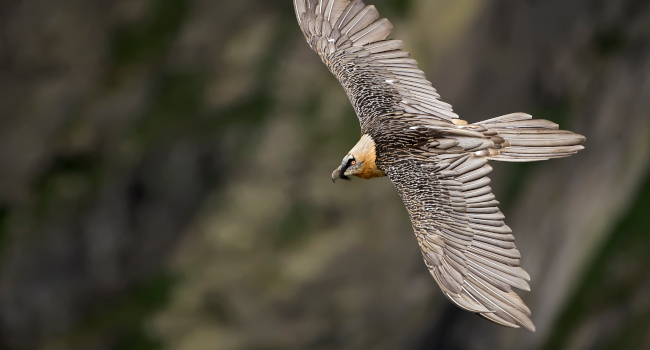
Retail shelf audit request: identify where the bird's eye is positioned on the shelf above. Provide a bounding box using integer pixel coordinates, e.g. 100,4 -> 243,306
351,160 -> 356,165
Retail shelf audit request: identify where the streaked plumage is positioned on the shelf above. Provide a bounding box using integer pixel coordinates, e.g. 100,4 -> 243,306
294,0 -> 586,331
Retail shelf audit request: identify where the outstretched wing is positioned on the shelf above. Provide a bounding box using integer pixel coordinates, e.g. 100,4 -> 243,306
293,0 -> 461,133
385,151 -> 536,331
294,0 -> 539,330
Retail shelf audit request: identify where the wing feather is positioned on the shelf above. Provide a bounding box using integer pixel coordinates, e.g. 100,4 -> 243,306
335,0 -> 367,30
386,153 -> 536,331
293,0 -> 461,130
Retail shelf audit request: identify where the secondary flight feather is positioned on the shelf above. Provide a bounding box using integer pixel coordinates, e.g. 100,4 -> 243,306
293,0 -> 586,331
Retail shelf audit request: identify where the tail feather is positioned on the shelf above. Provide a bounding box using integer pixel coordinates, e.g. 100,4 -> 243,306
479,113 -> 586,162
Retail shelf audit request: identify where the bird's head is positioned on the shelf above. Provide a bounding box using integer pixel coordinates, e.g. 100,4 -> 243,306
331,154 -> 362,182
332,134 -> 386,182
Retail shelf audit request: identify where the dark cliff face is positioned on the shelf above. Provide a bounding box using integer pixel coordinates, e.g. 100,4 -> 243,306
0,1 -> 648,349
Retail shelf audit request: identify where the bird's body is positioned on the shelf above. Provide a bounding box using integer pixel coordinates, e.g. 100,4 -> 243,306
294,0 -> 586,331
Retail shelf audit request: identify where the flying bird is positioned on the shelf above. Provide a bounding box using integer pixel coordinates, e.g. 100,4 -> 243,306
293,0 -> 585,331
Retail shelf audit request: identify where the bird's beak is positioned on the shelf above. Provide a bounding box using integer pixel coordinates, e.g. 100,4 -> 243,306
332,166 -> 342,183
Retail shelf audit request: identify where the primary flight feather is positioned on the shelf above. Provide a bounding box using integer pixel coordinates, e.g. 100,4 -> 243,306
294,0 -> 586,331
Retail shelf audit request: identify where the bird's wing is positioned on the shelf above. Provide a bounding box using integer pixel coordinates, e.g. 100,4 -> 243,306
385,151 -> 536,331
293,0 -> 460,133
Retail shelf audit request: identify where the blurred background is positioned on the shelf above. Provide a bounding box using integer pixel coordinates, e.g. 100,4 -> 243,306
1,0 -> 649,349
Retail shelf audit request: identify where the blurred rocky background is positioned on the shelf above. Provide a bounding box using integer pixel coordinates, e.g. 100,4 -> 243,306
0,0 -> 649,349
